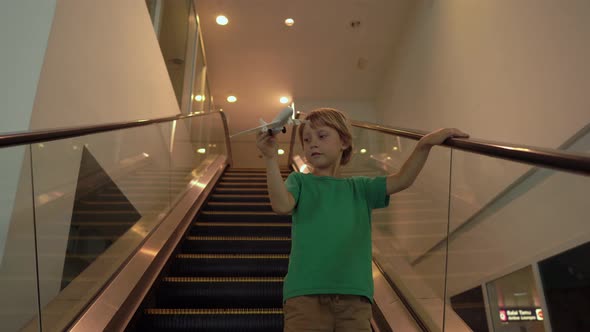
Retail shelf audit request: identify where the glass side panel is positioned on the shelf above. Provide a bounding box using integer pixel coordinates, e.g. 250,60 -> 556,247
191,30 -> 207,112
204,80 -> 212,112
167,114 -> 227,201
145,0 -> 158,28
208,113 -> 228,158
157,0 -> 193,108
190,112 -> 227,160
290,125 -> 304,171
355,128 -> 451,331
180,2 -> 198,114
31,123 -> 173,331
0,146 -> 40,331
445,149 -> 590,332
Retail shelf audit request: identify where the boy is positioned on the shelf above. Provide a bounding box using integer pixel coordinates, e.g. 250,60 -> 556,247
256,108 -> 468,331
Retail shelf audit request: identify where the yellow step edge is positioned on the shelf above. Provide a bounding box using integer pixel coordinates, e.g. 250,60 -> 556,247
202,211 -> 278,216
187,236 -> 290,241
163,277 -> 284,282
146,308 -> 284,315
177,254 -> 289,259
216,188 -> 268,191
207,202 -> 271,206
194,222 -> 290,227
211,194 -> 269,198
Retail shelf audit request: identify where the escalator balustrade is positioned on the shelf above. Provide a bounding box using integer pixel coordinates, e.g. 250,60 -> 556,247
133,168 -> 292,331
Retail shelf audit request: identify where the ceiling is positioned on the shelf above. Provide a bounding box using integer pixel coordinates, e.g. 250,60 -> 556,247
194,0 -> 412,141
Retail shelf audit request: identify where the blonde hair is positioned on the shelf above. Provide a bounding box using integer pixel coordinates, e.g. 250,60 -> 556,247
298,108 -> 354,165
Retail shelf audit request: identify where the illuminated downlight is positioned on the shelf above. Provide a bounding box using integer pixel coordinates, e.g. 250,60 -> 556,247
278,149 -> 285,155
227,96 -> 237,103
279,97 -> 289,104
216,16 -> 229,26
197,148 -> 206,154
284,18 -> 294,27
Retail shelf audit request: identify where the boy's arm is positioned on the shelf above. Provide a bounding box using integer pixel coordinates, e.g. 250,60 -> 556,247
265,157 -> 296,214
256,131 -> 295,214
386,128 -> 469,195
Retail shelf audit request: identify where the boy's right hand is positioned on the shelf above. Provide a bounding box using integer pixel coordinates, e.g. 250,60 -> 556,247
256,131 -> 278,159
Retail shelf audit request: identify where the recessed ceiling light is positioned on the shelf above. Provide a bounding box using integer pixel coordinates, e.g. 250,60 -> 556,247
194,95 -> 204,102
360,149 -> 367,154
284,18 -> 295,27
227,96 -> 237,103
278,149 -> 285,155
280,96 -> 290,104
216,15 -> 229,26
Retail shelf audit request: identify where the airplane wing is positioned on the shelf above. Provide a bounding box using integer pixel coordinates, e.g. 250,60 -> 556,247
229,124 -> 268,138
230,119 -> 288,138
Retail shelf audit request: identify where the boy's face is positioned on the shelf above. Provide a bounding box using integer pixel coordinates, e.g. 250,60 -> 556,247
301,124 -> 348,169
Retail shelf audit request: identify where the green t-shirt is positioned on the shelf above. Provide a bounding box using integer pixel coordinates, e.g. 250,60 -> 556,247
283,172 -> 390,302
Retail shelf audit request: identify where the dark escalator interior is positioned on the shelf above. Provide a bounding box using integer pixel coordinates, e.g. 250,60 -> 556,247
127,167 -> 292,331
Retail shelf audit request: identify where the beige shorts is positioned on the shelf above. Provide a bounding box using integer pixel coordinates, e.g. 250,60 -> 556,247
283,294 -> 372,332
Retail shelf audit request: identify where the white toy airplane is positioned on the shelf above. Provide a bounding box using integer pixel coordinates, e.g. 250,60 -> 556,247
230,106 -> 304,138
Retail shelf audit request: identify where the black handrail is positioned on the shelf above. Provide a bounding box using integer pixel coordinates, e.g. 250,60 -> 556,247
351,120 -> 590,176
288,112 -> 590,176
1,111 -> 214,147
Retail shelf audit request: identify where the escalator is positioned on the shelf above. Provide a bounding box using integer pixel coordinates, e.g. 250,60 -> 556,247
128,167 -> 292,331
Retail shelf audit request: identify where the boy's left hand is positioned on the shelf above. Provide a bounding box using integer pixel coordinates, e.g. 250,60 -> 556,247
420,128 -> 469,147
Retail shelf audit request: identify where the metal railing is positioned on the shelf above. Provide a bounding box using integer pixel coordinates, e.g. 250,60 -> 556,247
0,111 -> 233,166
287,112 -> 589,176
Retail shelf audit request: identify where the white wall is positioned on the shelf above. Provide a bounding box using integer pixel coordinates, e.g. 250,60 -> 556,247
377,0 -> 590,146
30,0 -> 180,129
0,2 -> 56,330
374,0 -> 590,317
0,1 -> 56,133
296,100 -> 379,123
0,0 -> 57,259
0,1 -> 198,330
27,0 -> 190,310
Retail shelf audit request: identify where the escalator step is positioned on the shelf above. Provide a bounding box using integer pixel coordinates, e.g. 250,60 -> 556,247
190,222 -> 291,237
181,237 -> 291,254
199,211 -> 290,223
219,177 -> 267,183
223,170 -> 289,174
170,254 -> 289,277
141,308 -> 282,332
217,182 -> 268,188
213,188 -> 269,195
208,194 -> 270,203
203,202 -> 273,212
156,277 -> 283,308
